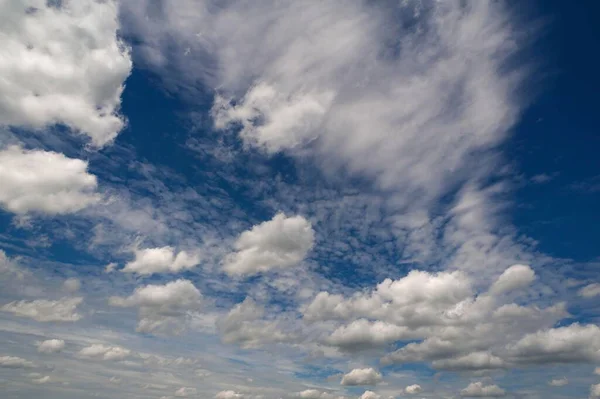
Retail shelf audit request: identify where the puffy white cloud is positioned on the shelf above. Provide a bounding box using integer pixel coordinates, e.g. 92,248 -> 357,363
32,375 -> 50,384
218,298 -> 292,348
548,377 -> 568,387
579,283 -> 600,298
175,387 -> 197,397
223,213 -> 314,276
297,390 -> 342,399
591,383 -> 600,399
215,391 -> 243,399
326,320 -> 413,350
506,323 -> 600,364
63,278 -> 81,293
37,339 -> 65,354
0,355 -> 36,368
109,279 -> 202,334
0,0 -> 131,146
488,264 -> 535,295
359,391 -> 380,399
1,297 -> 83,322
122,246 -> 201,275
460,382 -> 506,397
431,352 -> 506,371
0,146 -> 98,215
340,368 -> 382,386
404,384 -> 422,394
78,344 -> 132,361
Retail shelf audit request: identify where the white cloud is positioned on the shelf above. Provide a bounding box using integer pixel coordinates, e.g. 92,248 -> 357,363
105,262 -> 118,273
488,264 -> 535,295
340,368 -> 382,386
32,375 -> 51,384
548,377 -> 568,387
37,339 -> 65,354
579,283 -> 600,298
215,391 -> 243,399
297,390 -> 343,399
591,383 -> 600,399
78,344 -> 132,361
506,323 -> 600,364
122,246 -> 201,275
109,279 -> 202,334
460,382 -> 506,397
63,278 -> 81,293
175,387 -> 197,397
0,0 -> 131,146
0,146 -> 98,215
1,297 -> 83,322
431,352 -> 506,371
326,319 -> 412,350
223,213 -> 314,276
359,391 -> 380,399
404,384 -> 422,394
0,355 -> 36,368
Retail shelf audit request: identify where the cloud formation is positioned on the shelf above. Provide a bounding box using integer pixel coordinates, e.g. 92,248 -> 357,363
340,368 -> 382,386
1,297 -> 83,322
122,246 -> 201,275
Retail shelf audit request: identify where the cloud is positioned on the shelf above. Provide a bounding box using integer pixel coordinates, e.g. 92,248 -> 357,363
223,213 -> 314,276
0,355 -> 36,368
548,377 -> 568,387
340,368 -> 382,386
359,391 -> 380,399
215,391 -> 243,399
78,344 -> 132,361
122,246 -> 201,275
0,0 -> 131,146
488,264 -> 535,295
297,390 -> 343,399
109,279 -> 202,334
32,375 -> 51,384
579,283 -> 600,298
63,278 -> 81,293
591,383 -> 600,399
0,146 -> 99,215
175,387 -> 198,397
431,352 -> 506,371
405,384 -> 422,394
37,339 -> 65,354
506,323 -> 600,364
460,382 -> 506,397
217,298 -> 292,348
326,319 -> 412,351
1,297 -> 83,322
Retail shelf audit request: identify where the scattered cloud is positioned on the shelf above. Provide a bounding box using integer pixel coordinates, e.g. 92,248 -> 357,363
460,382 -> 506,397
1,297 -> 83,322
549,377 -> 568,387
340,368 -> 382,386
223,213 -> 314,276
579,283 -> 600,298
63,278 -> 81,293
0,146 -> 98,215
122,246 -> 201,275
0,355 -> 36,369
37,339 -> 65,354
78,344 -> 132,361
405,384 -> 422,394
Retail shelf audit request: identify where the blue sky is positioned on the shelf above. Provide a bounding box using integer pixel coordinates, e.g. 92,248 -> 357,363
0,1 -> 599,398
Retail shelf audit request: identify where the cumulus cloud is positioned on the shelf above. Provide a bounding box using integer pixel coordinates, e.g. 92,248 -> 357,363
37,339 -> 65,354
0,0 -> 131,146
591,383 -> 600,399
488,264 -> 535,295
506,323 -> 600,364
217,298 -> 292,348
78,344 -> 132,361
431,352 -> 506,371
548,377 -> 568,387
326,319 -> 412,351
109,279 -> 202,334
63,278 -> 81,293
0,146 -> 98,215
215,391 -> 243,399
175,387 -> 197,397
0,355 -> 36,368
340,368 -> 382,386
122,246 -> 201,275
297,390 -> 343,399
222,213 -> 314,276
32,375 -> 50,384
359,391 -> 380,399
1,297 -> 83,322
579,283 -> 600,298
460,382 -> 506,397
405,384 -> 422,394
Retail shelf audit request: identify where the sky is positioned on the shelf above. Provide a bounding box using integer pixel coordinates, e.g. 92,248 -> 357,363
0,1 -> 599,398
